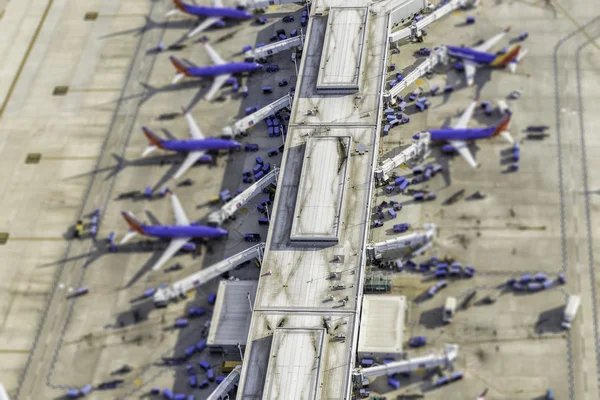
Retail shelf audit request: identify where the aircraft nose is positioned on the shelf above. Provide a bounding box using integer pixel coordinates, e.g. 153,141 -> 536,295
219,228 -> 229,236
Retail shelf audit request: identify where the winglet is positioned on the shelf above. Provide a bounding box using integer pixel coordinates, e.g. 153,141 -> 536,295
181,106 -> 188,115
121,212 -> 145,234
504,26 -> 511,33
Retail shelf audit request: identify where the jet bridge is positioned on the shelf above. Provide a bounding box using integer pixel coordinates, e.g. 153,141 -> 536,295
207,168 -> 279,226
237,0 -> 303,7
153,243 -> 265,307
375,136 -> 430,185
206,365 -> 242,400
367,223 -> 436,261
384,46 -> 448,103
244,35 -> 304,61
352,344 -> 458,384
222,94 -> 292,138
389,0 -> 476,44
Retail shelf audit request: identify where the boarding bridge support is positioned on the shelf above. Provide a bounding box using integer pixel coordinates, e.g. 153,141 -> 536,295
352,344 -> 458,385
206,365 -> 242,400
207,168 -> 279,226
244,35 -> 304,61
366,223 -> 436,261
222,95 -> 292,138
153,244 -> 265,306
385,46 -> 448,104
389,0 -> 476,44
375,136 -> 430,185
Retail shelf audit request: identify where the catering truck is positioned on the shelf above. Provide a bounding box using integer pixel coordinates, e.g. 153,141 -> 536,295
562,295 -> 581,329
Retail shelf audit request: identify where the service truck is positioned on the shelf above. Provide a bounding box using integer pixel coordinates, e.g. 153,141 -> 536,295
443,297 -> 457,323
562,295 -> 581,329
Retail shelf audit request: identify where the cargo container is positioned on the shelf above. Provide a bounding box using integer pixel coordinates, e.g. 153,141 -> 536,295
196,340 -> 207,352
444,84 -> 454,93
383,125 -> 390,136
189,307 -> 206,317
232,82 -> 239,92
199,379 -> 209,389
399,180 -> 409,192
535,273 -> 547,282
267,148 -> 278,156
398,101 -> 407,111
185,346 -> 196,357
174,394 -> 186,400
216,376 -> 225,384
520,274 -> 532,284
163,389 -> 174,400
543,279 -> 554,289
466,16 -> 475,23
207,369 -> 215,381
208,292 -> 217,305
389,80 -> 398,89
244,233 -> 261,242
388,209 -> 396,219
241,86 -> 248,97
361,358 -> 374,367
377,210 -> 385,219
528,282 -> 542,291
449,265 -> 462,276
395,260 -> 403,271
388,377 -> 401,390
408,336 -> 427,348
413,192 -> 424,201
175,319 -> 189,328
81,385 -> 93,395
189,375 -> 197,387
151,388 -> 160,395
258,217 -> 269,226
463,265 -> 475,278
408,91 -> 419,101
198,360 -> 210,370
262,163 -> 271,173
436,376 -> 449,386
557,273 -> 567,284
415,102 -> 425,112
390,119 -> 400,127
262,86 -> 273,94
435,269 -> 448,279
430,85 -> 440,96
245,143 -> 259,152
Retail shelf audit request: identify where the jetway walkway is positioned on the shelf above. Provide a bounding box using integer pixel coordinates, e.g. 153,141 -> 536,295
207,168 -> 280,226
353,344 -> 458,383
385,46 -> 448,101
375,136 -> 430,184
207,365 -> 242,400
237,0 -> 303,7
153,244 -> 265,306
222,95 -> 292,138
389,0 -> 475,44
366,223 -> 436,261
244,35 -> 304,61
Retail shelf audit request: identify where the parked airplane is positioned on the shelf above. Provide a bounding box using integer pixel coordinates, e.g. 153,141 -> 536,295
142,107 -> 241,180
447,27 -> 528,86
169,42 -> 263,100
413,99 -> 513,168
476,388 -> 488,400
166,0 -> 253,39
120,191 -> 228,272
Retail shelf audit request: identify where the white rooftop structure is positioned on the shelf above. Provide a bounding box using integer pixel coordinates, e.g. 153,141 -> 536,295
262,328 -> 327,399
316,7 -> 368,93
207,280 -> 258,348
358,295 -> 406,360
290,137 -> 350,242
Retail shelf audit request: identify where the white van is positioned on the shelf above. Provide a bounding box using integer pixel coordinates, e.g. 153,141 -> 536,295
443,297 -> 457,323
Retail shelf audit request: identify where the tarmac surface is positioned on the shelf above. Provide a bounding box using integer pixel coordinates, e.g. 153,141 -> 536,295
1,0 -> 599,399
0,0 -> 298,398
370,1 -> 600,400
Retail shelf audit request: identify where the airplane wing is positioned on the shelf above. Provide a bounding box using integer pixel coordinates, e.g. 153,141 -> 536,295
449,139 -> 478,168
169,192 -> 191,226
463,60 -> 477,86
183,108 -> 205,139
172,151 -> 206,181
187,16 -> 223,39
454,99 -> 478,129
204,74 -> 231,101
473,27 -> 510,52
203,43 -> 227,65
151,237 -> 191,271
